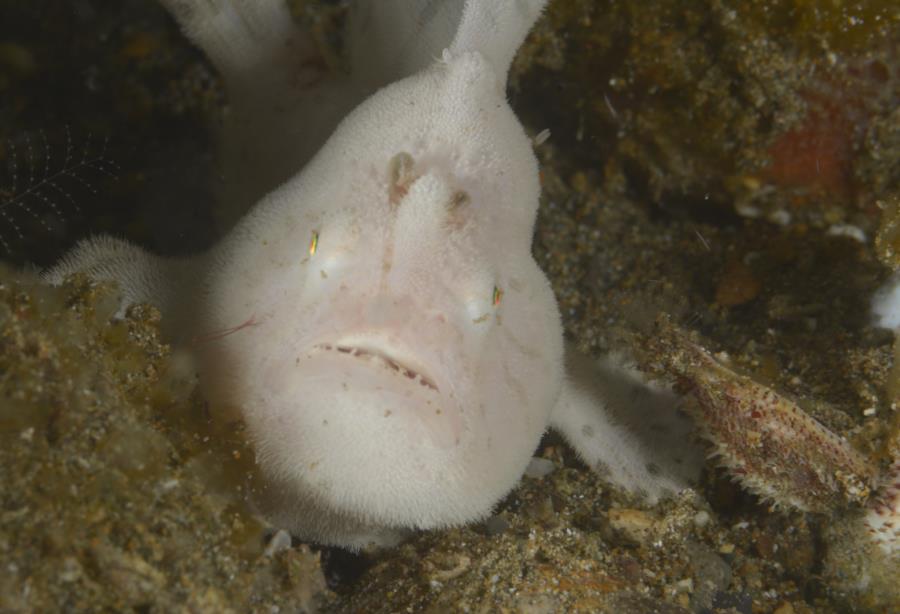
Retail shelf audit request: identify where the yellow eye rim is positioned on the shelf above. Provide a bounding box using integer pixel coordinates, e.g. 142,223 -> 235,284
492,286 -> 503,307
309,231 -> 319,256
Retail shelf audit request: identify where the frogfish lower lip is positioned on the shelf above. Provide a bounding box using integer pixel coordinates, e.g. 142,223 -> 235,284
313,343 -> 439,392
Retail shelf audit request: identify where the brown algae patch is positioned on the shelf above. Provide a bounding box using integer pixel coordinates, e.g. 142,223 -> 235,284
0,269 -> 330,612
515,0 -> 897,228
333,455 -> 823,613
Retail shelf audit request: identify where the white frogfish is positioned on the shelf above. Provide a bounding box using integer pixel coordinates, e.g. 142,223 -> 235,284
47,0 -> 700,548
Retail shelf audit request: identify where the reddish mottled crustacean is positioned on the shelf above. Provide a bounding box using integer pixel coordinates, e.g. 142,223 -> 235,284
643,316 -> 875,513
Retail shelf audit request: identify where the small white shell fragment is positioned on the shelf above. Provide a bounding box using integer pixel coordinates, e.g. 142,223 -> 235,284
524,456 -> 556,479
826,223 -> 866,243
767,209 -> 791,226
263,529 -> 293,557
871,271 -> 900,329
533,128 -> 551,146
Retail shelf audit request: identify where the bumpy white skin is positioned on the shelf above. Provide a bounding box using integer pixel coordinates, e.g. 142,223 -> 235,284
46,0 -> 700,548
552,349 -> 705,499
198,50 -> 565,546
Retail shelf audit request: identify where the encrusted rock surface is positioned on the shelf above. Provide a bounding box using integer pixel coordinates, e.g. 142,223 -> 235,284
1,0 -> 898,611
0,271 -> 331,612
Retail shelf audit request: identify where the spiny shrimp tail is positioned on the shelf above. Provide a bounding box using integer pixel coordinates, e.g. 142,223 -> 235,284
645,316 -> 876,513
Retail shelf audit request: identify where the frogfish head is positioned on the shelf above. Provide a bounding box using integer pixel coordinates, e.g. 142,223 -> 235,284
197,51 -> 564,545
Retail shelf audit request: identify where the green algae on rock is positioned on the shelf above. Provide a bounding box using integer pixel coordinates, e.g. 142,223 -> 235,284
0,269 -> 331,612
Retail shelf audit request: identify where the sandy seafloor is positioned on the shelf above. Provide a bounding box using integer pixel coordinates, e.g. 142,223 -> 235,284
0,0 -> 898,612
